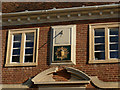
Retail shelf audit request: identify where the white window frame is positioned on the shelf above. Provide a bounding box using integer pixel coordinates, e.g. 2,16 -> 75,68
89,22 -> 120,64
50,25 -> 76,65
5,28 -> 39,67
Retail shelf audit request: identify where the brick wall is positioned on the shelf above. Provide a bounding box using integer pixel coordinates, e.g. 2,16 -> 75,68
53,68 -> 71,81
0,28 -> 2,84
2,19 -> 120,84
2,2 -> 118,13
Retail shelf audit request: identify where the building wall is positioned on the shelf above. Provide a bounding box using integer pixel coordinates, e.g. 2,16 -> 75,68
2,2 -> 118,13
2,18 -> 120,84
0,27 -> 2,84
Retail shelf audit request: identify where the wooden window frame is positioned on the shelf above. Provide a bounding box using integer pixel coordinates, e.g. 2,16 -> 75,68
50,25 -> 76,65
89,22 -> 120,64
5,28 -> 39,67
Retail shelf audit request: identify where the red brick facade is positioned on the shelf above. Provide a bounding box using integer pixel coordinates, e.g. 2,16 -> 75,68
2,2 -> 119,13
2,18 -> 120,86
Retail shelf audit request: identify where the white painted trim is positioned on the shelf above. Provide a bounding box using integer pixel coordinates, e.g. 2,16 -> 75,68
32,67 -> 90,86
91,76 -> 120,88
38,87 -> 86,89
2,4 -> 120,26
34,81 -> 90,84
32,67 -> 58,83
89,22 -> 120,64
5,28 -> 39,67
66,67 -> 90,80
0,84 -> 29,89
51,25 -> 76,65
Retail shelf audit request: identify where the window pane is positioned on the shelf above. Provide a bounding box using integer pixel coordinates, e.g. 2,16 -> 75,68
24,33 -> 34,63
95,52 -> 105,60
13,49 -> 20,55
13,42 -> 21,48
12,34 -> 21,63
24,56 -> 33,62
26,33 -> 34,41
109,27 -> 119,35
26,42 -> 34,47
110,51 -> 118,58
95,37 -> 105,43
110,44 -> 118,50
12,56 -> 20,62
110,36 -> 118,42
13,34 -> 21,41
95,28 -> 105,36
25,48 -> 33,54
95,45 -> 105,51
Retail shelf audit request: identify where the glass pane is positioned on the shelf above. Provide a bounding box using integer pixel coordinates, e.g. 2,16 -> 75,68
24,56 -> 33,62
13,34 -> 21,41
110,36 -> 118,42
95,28 -> 105,36
25,48 -> 33,54
95,45 -> 105,51
95,37 -> 105,43
95,52 -> 105,60
26,33 -> 34,41
110,44 -> 118,50
12,49 -> 20,55
109,27 -> 119,35
13,42 -> 21,48
12,56 -> 20,62
110,51 -> 118,58
26,42 -> 34,47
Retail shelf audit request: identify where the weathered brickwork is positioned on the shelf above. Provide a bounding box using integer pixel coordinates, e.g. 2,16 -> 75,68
2,19 -> 120,86
53,68 -> 71,81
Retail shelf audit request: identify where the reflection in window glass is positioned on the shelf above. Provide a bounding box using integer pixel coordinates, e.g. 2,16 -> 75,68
110,28 -> 119,35
14,34 -> 21,41
11,34 -> 21,63
94,29 -> 105,60
24,56 -> 33,62
95,45 -> 105,51
95,52 -> 105,60
26,33 -> 34,41
110,44 -> 118,50
13,42 -> 21,48
110,51 -> 118,58
109,27 -> 119,59
13,49 -> 20,55
24,33 -> 34,62
95,28 -> 105,36
95,37 -> 105,43
12,56 -> 20,62
26,42 -> 34,47
110,36 -> 118,42
25,48 -> 33,54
